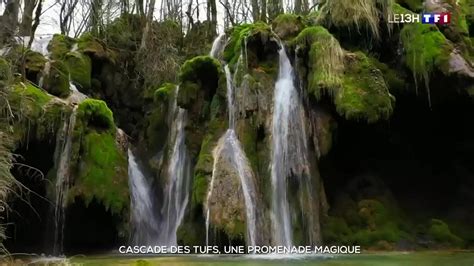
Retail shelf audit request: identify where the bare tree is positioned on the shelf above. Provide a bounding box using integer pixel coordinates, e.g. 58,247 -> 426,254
0,0 -> 20,45
59,0 -> 80,35
27,0 -> 43,49
140,0 -> 156,49
19,0 -> 37,36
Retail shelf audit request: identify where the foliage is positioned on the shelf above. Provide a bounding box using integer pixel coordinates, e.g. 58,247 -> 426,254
77,99 -> 115,131
318,0 -> 394,39
428,219 -> 464,246
0,58 -> 12,83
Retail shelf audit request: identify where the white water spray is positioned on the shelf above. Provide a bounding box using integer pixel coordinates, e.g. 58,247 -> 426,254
270,44 -> 310,247
158,87 -> 192,246
205,64 -> 259,246
128,149 -> 160,245
52,106 -> 78,255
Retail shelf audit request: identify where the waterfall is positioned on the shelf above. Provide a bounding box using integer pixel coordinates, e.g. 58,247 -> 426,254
270,44 -> 311,247
209,34 -> 226,59
52,106 -> 78,255
206,64 -> 259,246
158,87 -> 192,246
128,149 -> 160,245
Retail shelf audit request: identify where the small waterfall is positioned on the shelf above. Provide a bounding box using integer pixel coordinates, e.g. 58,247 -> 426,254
209,33 -> 226,59
38,61 -> 51,88
158,87 -> 192,246
128,149 -> 160,245
52,106 -> 78,255
206,64 -> 259,246
270,44 -> 311,247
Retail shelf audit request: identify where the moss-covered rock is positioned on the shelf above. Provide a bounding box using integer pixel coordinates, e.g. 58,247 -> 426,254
336,52 -> 395,123
48,34 -> 76,60
292,26 -> 344,98
24,50 -> 47,73
69,99 -> 128,215
69,131 -> 129,215
64,51 -> 92,90
178,55 -> 222,109
427,219 -> 464,247
223,23 -> 274,66
272,14 -> 307,40
8,82 -> 71,142
41,60 -> 70,98
77,99 -> 115,131
317,0 -> 393,40
401,23 -> 453,85
77,33 -> 117,62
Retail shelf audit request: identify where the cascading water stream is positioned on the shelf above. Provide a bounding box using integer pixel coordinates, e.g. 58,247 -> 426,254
270,43 -> 311,247
128,149 -> 160,245
158,87 -> 192,246
52,106 -> 78,255
209,33 -> 226,58
205,57 -> 259,245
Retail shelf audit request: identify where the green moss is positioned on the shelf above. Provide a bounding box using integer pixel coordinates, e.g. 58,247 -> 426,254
178,56 -> 222,109
336,52 -> 394,123
77,99 -> 115,131
151,83 -> 176,103
48,34 -> 75,59
192,116 -> 227,206
318,0 -> 393,39
292,26 -> 344,98
369,57 -> 406,93
272,14 -> 307,40
223,23 -> 272,66
42,60 -> 70,98
24,50 -> 47,73
69,131 -> 129,215
77,33 -> 116,61
65,51 -> 92,90
0,57 -> 12,82
396,0 -> 423,12
322,216 -> 352,245
401,23 -> 453,84
13,82 -> 51,106
428,219 -> 464,247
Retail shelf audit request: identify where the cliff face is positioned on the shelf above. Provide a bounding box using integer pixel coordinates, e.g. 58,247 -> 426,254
1,0 -> 473,254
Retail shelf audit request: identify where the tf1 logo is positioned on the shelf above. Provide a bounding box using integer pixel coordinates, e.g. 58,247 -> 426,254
388,12 -> 451,25
421,13 -> 451,24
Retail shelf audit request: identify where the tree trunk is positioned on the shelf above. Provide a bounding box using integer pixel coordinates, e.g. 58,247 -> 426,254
267,0 -> 282,21
19,0 -> 36,36
294,0 -> 302,14
90,0 -> 103,36
27,0 -> 43,49
260,0 -> 267,22
140,0 -> 156,50
251,0 -> 260,22
0,0 -> 20,45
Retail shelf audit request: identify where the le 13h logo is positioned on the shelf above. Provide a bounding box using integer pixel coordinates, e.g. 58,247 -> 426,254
389,13 -> 451,25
